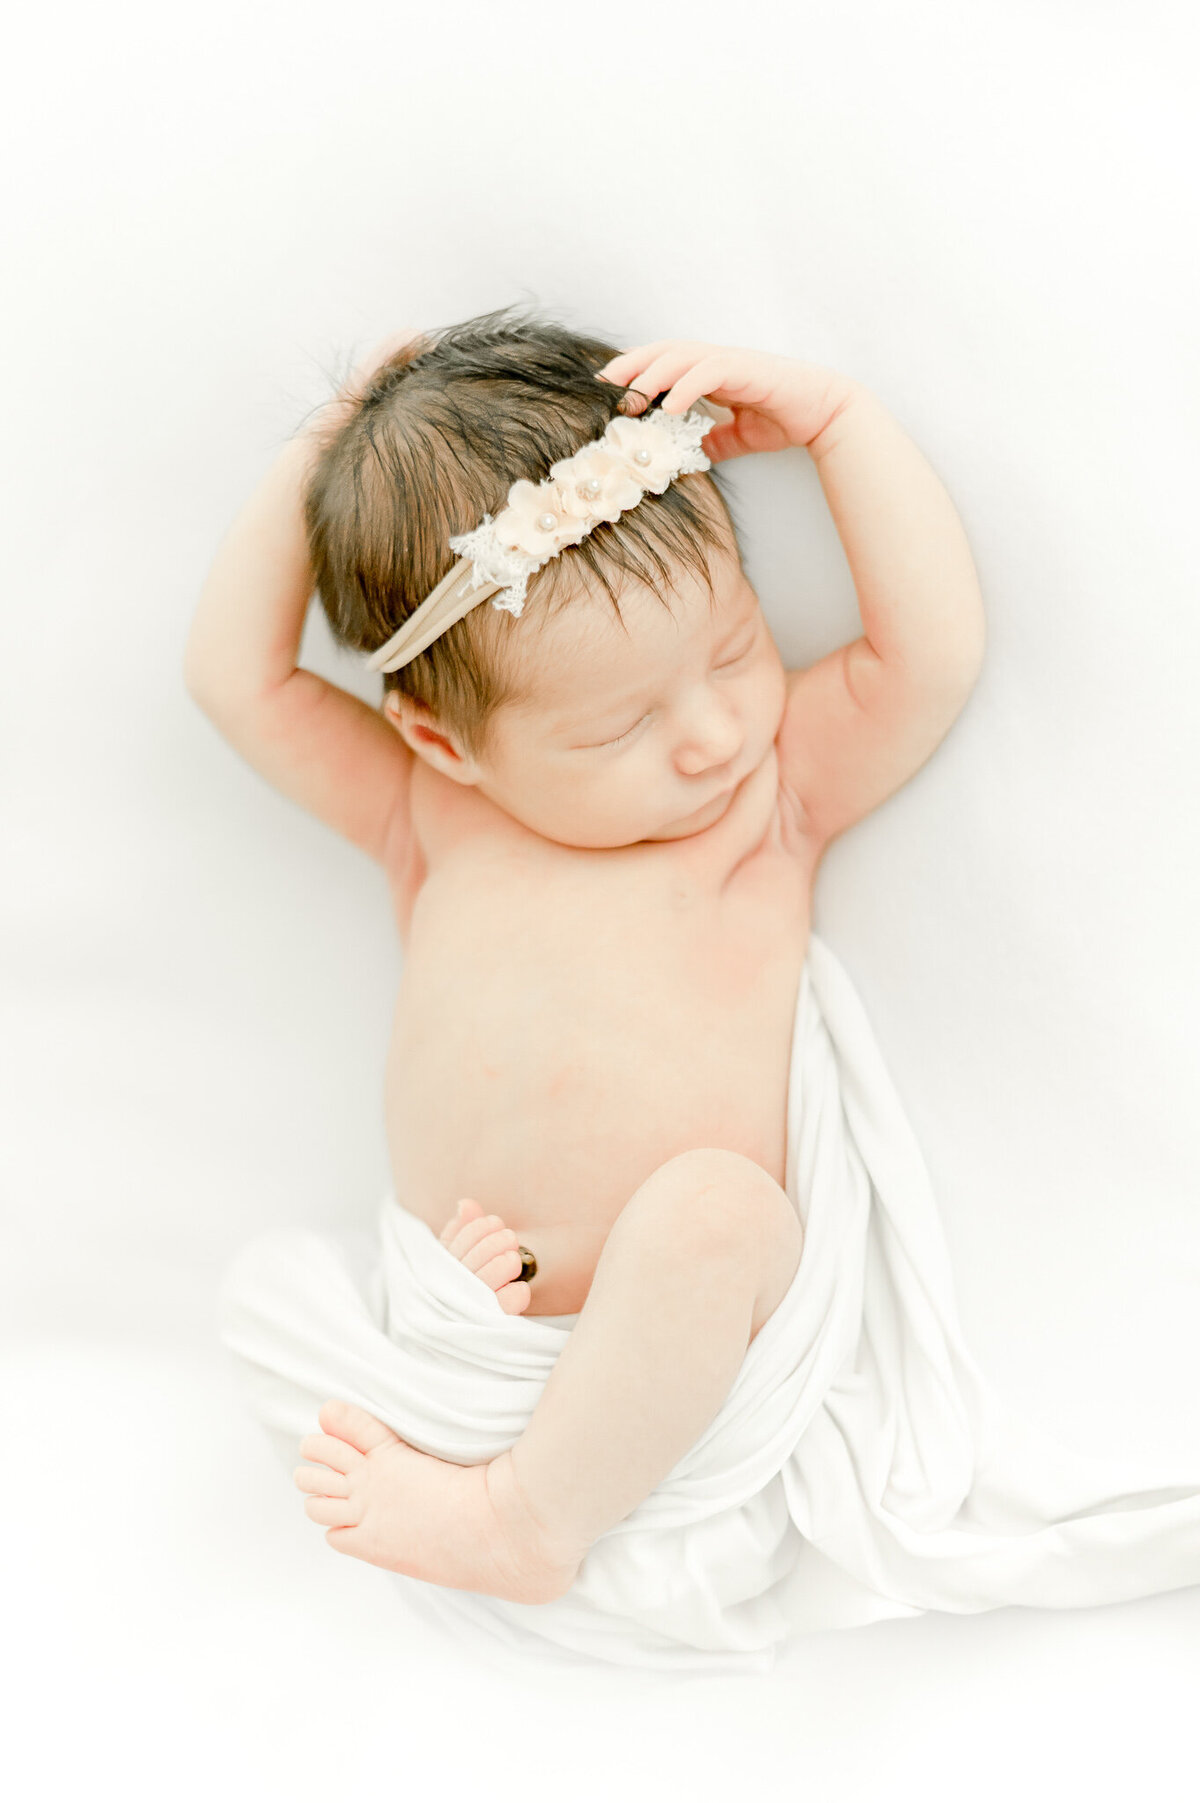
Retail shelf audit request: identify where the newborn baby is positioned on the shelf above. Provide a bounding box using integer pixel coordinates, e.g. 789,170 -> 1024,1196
186,309 -> 985,1610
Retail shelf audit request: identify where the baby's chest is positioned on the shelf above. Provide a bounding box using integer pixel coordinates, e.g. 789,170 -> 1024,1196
399,842 -> 810,1095
520,884 -> 808,1147
522,862 -> 808,1027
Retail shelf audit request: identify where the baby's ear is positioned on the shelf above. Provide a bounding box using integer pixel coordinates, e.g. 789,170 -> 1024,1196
384,690 -> 435,740
384,692 -> 480,784
383,689 -> 427,747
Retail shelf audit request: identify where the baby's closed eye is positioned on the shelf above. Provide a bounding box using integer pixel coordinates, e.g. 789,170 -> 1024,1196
592,639 -> 756,749
602,716 -> 647,747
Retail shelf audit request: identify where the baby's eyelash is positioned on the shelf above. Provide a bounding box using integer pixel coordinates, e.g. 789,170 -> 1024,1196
595,637 -> 756,747
716,636 -> 756,671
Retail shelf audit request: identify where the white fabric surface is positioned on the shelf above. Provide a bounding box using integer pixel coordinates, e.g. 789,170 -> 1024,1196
218,932 -> 1200,1674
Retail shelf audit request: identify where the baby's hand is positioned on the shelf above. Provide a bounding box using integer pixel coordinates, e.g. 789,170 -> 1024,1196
596,339 -> 852,461
438,1200 -> 533,1316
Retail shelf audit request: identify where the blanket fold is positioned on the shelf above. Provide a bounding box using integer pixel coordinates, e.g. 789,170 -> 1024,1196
218,933 -> 1200,1672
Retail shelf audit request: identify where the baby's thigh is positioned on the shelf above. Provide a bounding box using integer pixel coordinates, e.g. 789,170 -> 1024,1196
614,1149 -> 804,1334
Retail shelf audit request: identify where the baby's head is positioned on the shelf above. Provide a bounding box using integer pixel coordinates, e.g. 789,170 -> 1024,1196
304,304 -> 786,848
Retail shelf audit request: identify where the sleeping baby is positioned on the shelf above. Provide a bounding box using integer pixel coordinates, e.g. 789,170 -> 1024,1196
186,307 -> 985,1610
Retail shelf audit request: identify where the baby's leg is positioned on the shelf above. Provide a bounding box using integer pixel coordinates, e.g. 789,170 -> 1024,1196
499,1148 -> 804,1557
297,1149 -> 802,1600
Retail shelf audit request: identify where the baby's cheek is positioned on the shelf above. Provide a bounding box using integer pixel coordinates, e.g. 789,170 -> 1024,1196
583,769 -> 657,844
756,663 -> 787,740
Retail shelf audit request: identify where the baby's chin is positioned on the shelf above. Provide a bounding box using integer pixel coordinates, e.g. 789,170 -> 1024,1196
541,794 -> 732,849
640,782 -> 742,843
528,758 -> 764,849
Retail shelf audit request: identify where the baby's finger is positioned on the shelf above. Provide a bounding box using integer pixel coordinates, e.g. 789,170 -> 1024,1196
655,352 -> 755,417
600,341 -> 719,400
595,340 -> 679,383
630,351 -> 723,415
616,350 -> 733,422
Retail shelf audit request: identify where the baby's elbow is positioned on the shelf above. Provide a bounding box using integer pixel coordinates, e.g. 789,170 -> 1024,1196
182,653 -> 219,718
941,622 -> 986,697
182,638 -> 239,721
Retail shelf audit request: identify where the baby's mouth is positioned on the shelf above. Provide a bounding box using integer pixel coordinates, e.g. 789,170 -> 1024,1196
711,761 -> 751,804
688,782 -> 737,820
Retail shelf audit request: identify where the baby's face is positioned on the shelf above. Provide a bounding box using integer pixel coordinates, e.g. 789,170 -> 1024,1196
451,540 -> 787,848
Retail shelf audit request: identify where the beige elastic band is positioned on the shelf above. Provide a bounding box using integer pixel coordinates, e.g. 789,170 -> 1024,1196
366,562 -> 504,675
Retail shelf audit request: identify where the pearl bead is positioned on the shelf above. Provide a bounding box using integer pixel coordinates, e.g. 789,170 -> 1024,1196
584,477 -> 602,497
634,447 -> 651,465
537,511 -> 558,532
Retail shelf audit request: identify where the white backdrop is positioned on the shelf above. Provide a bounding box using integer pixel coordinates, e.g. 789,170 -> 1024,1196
3,1 -> 1198,1797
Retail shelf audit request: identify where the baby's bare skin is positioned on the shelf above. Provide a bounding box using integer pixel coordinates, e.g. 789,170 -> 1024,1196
293,713 -> 815,1596
438,1200 -> 533,1313
391,734 -> 814,1315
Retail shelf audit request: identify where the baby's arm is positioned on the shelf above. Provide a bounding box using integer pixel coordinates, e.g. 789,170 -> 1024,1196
776,380 -> 988,850
183,385 -> 414,869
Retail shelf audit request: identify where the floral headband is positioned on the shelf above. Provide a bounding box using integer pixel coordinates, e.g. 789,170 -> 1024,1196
365,398 -> 718,675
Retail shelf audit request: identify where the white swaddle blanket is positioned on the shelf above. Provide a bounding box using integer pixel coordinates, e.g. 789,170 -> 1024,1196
218,933 -> 1200,1673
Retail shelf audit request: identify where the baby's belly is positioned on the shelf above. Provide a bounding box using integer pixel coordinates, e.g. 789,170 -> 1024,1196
383,858 -> 809,1314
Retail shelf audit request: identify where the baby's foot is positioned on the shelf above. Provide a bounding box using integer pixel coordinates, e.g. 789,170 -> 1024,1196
438,1199 -> 533,1314
293,1399 -> 585,1603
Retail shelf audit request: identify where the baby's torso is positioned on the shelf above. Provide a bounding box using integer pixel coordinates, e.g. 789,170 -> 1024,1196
384,747 -> 818,1312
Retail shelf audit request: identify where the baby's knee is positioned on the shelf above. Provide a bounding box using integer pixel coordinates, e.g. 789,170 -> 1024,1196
624,1148 -> 803,1271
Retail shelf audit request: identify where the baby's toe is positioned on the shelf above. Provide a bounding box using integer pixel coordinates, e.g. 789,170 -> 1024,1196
477,1244 -> 527,1290
317,1399 -> 400,1455
442,1209 -> 504,1261
294,1463 -> 349,1498
303,1494 -> 358,1529
439,1198 -> 484,1245
466,1229 -> 523,1288
298,1431 -> 360,1475
454,1217 -> 511,1266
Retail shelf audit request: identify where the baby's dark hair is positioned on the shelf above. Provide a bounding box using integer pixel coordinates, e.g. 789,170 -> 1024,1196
302,302 -> 743,760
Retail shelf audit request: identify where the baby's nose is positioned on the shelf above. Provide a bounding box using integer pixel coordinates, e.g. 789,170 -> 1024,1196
675,709 -> 742,775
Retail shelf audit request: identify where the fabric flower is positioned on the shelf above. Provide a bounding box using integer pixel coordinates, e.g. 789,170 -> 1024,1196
600,414 -> 686,494
549,444 -> 646,524
493,477 -> 590,562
